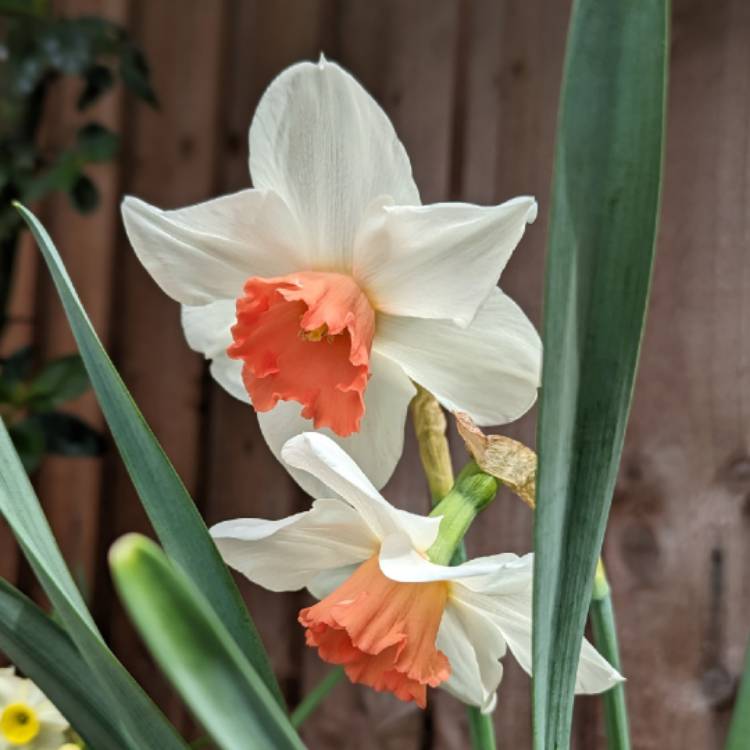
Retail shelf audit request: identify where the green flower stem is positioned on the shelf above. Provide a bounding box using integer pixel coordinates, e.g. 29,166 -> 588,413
411,392 -> 497,749
290,666 -> 345,728
427,462 -> 498,565
468,705 -> 497,749
590,561 -> 630,750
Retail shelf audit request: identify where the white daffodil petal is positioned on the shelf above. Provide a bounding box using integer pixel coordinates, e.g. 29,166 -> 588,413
257,351 -> 416,495
281,433 -> 439,549
181,301 -> 249,403
374,287 -> 541,426
354,197 -> 537,326
379,532 -> 529,586
451,580 -> 623,695
307,563 -> 359,600
210,498 -> 376,592
575,638 -> 626,694
249,58 -> 419,269
181,300 -> 235,359
209,354 -> 249,404
437,597 -> 506,712
121,189 -> 304,306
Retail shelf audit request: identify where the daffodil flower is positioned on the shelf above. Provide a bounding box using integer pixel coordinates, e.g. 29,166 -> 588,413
0,668 -> 68,750
210,433 -> 622,710
122,57 -> 541,493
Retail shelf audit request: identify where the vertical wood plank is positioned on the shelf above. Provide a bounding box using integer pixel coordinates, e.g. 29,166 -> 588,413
32,0 -> 128,605
97,0 -> 229,730
0,234 -> 36,585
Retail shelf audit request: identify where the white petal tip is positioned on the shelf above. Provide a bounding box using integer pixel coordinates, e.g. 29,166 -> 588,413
527,199 -> 538,223
317,52 -> 328,67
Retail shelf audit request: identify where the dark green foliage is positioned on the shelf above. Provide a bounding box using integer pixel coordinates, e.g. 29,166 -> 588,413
0,349 -> 104,471
0,5 -> 155,472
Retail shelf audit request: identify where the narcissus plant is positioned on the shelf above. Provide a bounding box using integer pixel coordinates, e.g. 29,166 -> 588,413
121,57 -> 541,493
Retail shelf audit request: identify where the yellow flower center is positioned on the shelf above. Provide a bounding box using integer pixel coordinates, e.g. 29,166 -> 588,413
0,702 -> 40,745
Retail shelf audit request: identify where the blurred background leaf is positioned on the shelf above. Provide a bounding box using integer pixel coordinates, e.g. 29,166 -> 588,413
0,3 -> 155,474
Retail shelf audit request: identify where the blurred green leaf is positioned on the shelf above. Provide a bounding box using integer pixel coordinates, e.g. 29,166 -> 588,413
21,151 -> 79,202
0,578 -> 128,750
77,64 -> 114,109
0,0 -> 49,18
111,535 -> 304,750
27,353 -> 89,409
8,416 -> 45,472
119,45 -> 158,107
76,122 -> 119,161
1,345 -> 33,383
35,411 -> 105,456
69,173 -> 98,212
0,417 -> 189,750
533,2 -> 668,748
15,201 -> 286,709
726,635 -> 750,750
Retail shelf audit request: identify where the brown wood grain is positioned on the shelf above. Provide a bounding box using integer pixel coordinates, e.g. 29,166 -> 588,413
6,0 -> 750,748
30,0 -> 129,607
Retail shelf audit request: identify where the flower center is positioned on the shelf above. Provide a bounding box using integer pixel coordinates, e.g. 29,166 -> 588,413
1,702 -> 40,745
299,556 -> 450,708
228,271 -> 375,436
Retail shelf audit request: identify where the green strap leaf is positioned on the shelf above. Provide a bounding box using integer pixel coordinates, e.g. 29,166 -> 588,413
14,202 -> 285,708
726,635 -> 750,750
533,2 -> 668,748
110,535 -> 305,750
0,418 -> 188,750
0,578 -> 128,750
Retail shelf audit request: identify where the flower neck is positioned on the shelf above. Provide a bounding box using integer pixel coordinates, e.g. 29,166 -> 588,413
426,462 -> 498,565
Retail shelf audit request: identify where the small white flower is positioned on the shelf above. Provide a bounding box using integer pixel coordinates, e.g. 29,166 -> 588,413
210,433 -> 622,711
122,57 -> 541,494
0,667 -> 68,750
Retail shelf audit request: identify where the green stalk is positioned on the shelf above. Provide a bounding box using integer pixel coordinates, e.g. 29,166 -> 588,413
411,389 -> 497,750
590,562 -> 630,750
468,706 -> 497,749
290,667 -> 345,728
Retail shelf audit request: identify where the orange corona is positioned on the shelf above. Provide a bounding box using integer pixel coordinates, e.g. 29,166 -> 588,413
229,271 -> 375,436
299,556 -> 451,707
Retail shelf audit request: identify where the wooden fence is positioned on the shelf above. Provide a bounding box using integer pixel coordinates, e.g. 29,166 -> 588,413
2,0 -> 749,747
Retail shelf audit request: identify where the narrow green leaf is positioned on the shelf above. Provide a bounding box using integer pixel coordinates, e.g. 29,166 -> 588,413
14,201 -> 285,708
0,578 -> 128,750
0,418 -> 188,750
110,535 -> 304,750
726,635 -> 750,750
533,2 -> 668,748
